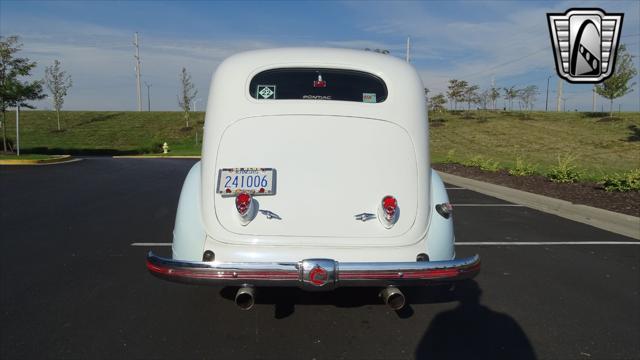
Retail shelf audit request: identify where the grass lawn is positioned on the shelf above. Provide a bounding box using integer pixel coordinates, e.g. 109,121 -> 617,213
0,154 -> 58,160
429,110 -> 640,180
0,110 -> 638,180
0,111 -> 204,156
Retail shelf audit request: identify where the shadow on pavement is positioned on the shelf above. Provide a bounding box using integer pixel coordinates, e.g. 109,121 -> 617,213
415,280 -> 536,360
219,284 -> 459,319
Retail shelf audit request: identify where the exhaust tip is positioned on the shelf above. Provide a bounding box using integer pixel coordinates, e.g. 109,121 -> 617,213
235,286 -> 255,310
380,286 -> 405,310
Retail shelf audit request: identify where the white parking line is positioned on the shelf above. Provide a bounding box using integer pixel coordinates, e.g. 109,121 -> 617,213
131,242 -> 172,246
457,241 -> 640,245
452,204 -> 525,207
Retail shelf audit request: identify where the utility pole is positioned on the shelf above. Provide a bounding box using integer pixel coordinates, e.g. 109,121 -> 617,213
556,79 -> 563,112
133,32 -> 142,112
405,36 -> 411,63
592,86 -> 596,112
545,76 -> 551,111
144,82 -> 151,112
562,97 -> 567,112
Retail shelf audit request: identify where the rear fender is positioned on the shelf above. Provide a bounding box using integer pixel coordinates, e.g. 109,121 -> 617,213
425,170 -> 455,261
172,161 -> 206,261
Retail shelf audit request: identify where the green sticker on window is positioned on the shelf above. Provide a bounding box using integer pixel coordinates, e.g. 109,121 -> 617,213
257,85 -> 276,99
363,93 -> 376,103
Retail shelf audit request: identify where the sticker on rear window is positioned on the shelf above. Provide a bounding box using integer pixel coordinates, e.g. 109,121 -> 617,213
363,93 -> 376,103
257,85 -> 276,99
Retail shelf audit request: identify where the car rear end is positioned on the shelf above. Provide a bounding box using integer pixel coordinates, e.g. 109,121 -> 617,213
146,48 -> 479,309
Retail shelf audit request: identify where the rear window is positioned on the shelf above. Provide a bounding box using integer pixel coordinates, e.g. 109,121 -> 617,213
249,68 -> 387,103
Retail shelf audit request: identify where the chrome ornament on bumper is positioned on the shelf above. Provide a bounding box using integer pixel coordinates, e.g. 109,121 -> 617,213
146,252 -> 480,290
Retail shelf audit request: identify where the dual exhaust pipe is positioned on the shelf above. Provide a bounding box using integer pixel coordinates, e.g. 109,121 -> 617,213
234,286 -> 406,311
235,286 -> 256,310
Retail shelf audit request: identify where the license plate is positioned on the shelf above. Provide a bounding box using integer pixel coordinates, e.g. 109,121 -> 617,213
217,168 -> 276,196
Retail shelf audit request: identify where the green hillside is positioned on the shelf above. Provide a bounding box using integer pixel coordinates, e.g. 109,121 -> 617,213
1,110 -> 638,179
429,111 -> 639,180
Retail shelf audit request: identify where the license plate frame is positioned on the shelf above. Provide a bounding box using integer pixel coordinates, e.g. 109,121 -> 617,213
216,168 -> 277,196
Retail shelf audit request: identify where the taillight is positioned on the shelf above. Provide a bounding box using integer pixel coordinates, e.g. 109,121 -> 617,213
379,195 -> 399,228
235,192 -> 252,216
435,202 -> 453,219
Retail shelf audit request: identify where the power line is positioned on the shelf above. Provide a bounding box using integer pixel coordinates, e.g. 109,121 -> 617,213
461,46 -> 549,80
456,33 -> 638,82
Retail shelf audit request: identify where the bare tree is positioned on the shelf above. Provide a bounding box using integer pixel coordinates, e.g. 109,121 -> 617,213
44,60 -> 72,131
178,67 -> 198,128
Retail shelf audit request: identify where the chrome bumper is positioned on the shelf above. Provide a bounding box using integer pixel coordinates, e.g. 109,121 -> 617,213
147,252 -> 480,290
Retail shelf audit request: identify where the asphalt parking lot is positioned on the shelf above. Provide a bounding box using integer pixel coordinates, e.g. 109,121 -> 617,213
1,157 -> 638,360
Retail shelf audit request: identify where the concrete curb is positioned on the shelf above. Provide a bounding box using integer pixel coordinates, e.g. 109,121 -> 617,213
0,155 -> 77,166
437,171 -> 640,240
113,155 -> 201,159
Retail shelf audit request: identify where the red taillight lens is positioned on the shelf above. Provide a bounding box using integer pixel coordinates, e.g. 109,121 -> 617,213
382,195 -> 397,221
235,192 -> 252,216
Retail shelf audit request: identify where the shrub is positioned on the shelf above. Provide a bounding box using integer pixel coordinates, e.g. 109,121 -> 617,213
445,149 -> 456,163
461,155 -> 483,167
462,155 -> 500,172
509,156 -> 537,176
479,158 -> 501,172
546,153 -> 581,183
600,169 -> 640,192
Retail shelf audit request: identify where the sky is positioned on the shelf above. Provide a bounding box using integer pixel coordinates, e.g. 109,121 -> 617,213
1,0 -> 639,112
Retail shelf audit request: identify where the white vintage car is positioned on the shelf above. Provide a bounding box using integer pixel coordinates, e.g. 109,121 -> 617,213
146,48 -> 480,310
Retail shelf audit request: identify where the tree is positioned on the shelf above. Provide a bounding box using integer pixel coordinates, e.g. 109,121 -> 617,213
447,79 -> 467,110
44,60 -> 72,131
595,44 -> 637,116
429,93 -> 447,113
463,84 -> 480,110
177,67 -> 198,128
503,86 -> 518,111
0,35 -> 46,152
489,86 -> 500,110
478,89 -> 491,110
518,85 -> 538,111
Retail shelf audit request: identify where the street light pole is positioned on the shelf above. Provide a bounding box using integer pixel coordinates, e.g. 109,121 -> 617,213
15,105 -> 20,156
192,98 -> 202,112
545,75 -> 551,112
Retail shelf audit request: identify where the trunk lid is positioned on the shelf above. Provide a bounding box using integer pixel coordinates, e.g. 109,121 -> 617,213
213,115 -> 419,242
